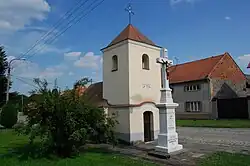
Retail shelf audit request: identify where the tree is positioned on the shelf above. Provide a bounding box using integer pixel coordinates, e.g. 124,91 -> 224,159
73,77 -> 91,89
0,103 -> 18,128
17,78 -> 117,157
0,46 -> 8,107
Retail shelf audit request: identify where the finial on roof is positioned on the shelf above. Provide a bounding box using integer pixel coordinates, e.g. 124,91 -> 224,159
125,3 -> 134,24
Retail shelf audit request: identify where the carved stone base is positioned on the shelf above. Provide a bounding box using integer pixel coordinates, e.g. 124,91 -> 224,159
155,87 -> 183,154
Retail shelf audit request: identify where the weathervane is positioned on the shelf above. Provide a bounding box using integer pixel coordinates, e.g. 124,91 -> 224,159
125,3 -> 134,24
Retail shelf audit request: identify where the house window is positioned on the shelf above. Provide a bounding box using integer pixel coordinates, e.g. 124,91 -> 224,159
184,84 -> 201,92
142,54 -> 149,70
185,101 -> 202,112
112,55 -> 118,71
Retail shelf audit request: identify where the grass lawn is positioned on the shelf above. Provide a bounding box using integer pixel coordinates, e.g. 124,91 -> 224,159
199,152 -> 250,166
0,129 -> 157,166
176,119 -> 250,128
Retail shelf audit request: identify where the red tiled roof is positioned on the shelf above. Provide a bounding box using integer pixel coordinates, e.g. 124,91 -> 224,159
106,24 -> 157,48
83,82 -> 106,107
169,53 -> 226,84
76,86 -> 87,96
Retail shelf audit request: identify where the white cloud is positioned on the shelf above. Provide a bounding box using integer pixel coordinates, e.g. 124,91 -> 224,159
238,54 -> 250,70
1,30 -> 70,57
39,64 -> 67,79
225,16 -> 231,20
0,0 -> 50,32
74,52 -> 102,69
9,50 -> 103,94
12,60 -> 41,78
8,55 -> 67,79
64,52 -> 82,60
170,0 -> 201,6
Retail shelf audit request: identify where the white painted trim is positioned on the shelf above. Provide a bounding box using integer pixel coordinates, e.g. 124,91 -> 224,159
128,39 -> 161,51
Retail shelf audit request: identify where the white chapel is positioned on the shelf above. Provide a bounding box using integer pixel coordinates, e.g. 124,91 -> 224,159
86,24 -> 163,143
85,22 -> 183,153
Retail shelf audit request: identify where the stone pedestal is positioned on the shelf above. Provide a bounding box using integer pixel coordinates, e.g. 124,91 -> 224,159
155,87 -> 183,153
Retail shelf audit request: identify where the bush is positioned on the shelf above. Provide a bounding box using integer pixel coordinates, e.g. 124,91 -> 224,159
17,79 -> 117,158
0,103 -> 18,128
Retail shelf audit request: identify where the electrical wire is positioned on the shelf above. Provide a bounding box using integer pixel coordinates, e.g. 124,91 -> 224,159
17,0 -> 91,59
11,75 -> 53,85
24,0 -> 105,61
14,77 -> 40,89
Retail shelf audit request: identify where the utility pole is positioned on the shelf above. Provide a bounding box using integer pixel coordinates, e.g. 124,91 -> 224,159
54,78 -> 58,90
6,67 -> 11,104
21,95 -> 23,112
6,58 -> 25,104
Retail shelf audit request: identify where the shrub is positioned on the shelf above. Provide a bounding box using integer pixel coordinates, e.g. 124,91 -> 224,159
17,78 -> 117,157
0,103 -> 18,128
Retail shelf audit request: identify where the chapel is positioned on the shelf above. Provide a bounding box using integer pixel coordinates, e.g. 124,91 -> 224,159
84,24 -> 165,143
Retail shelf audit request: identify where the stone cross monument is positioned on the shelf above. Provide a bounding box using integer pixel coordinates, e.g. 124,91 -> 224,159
155,48 -> 183,153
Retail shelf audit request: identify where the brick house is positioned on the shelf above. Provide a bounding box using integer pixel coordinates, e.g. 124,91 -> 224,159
169,52 -> 249,119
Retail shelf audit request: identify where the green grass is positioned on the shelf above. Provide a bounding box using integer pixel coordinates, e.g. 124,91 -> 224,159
199,152 -> 250,166
176,119 -> 250,128
1,129 -> 250,166
0,129 -> 157,166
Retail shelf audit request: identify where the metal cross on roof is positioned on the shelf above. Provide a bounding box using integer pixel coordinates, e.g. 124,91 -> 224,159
125,3 -> 134,24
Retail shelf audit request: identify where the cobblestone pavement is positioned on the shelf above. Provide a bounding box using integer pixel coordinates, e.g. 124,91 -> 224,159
177,127 -> 250,149
132,127 -> 250,165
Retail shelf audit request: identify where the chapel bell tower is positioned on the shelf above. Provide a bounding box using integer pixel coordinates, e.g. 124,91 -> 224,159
101,24 -> 162,106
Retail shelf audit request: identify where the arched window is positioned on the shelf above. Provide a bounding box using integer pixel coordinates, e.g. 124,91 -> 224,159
112,55 -> 118,71
142,54 -> 149,70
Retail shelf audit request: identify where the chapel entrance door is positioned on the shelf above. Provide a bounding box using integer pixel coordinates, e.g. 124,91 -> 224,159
143,111 -> 154,142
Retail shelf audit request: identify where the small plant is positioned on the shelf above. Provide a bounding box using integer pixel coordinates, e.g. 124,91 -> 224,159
0,103 -> 18,128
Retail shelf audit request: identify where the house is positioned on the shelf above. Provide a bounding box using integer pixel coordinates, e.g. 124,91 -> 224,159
169,53 -> 249,119
83,23 -> 249,143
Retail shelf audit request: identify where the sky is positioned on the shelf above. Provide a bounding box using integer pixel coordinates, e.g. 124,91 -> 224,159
1,0 -> 250,95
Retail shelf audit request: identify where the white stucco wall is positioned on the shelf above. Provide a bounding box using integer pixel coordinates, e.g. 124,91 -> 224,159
107,107 -> 130,134
102,39 -> 162,142
129,103 -> 160,142
128,40 -> 162,105
102,41 -> 130,105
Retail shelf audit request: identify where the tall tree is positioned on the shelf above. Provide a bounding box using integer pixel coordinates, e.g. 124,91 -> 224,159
0,46 -> 8,106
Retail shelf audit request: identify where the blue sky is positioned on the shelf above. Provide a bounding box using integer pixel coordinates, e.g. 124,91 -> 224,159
1,0 -> 250,95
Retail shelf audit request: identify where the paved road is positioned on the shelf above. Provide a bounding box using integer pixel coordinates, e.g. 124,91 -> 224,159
177,127 -> 250,151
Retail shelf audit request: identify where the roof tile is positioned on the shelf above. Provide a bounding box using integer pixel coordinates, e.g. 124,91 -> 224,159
107,24 -> 156,48
169,53 -> 225,84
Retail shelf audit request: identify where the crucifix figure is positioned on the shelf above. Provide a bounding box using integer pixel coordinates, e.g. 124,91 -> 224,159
156,48 -> 173,90
125,3 -> 134,24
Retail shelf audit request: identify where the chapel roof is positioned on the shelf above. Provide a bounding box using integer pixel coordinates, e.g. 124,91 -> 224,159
105,24 -> 157,49
168,53 -> 227,84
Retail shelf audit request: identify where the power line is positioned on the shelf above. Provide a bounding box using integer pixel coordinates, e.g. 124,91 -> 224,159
24,0 -> 105,61
11,75 -> 53,84
18,0 -> 91,60
15,77 -> 39,89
